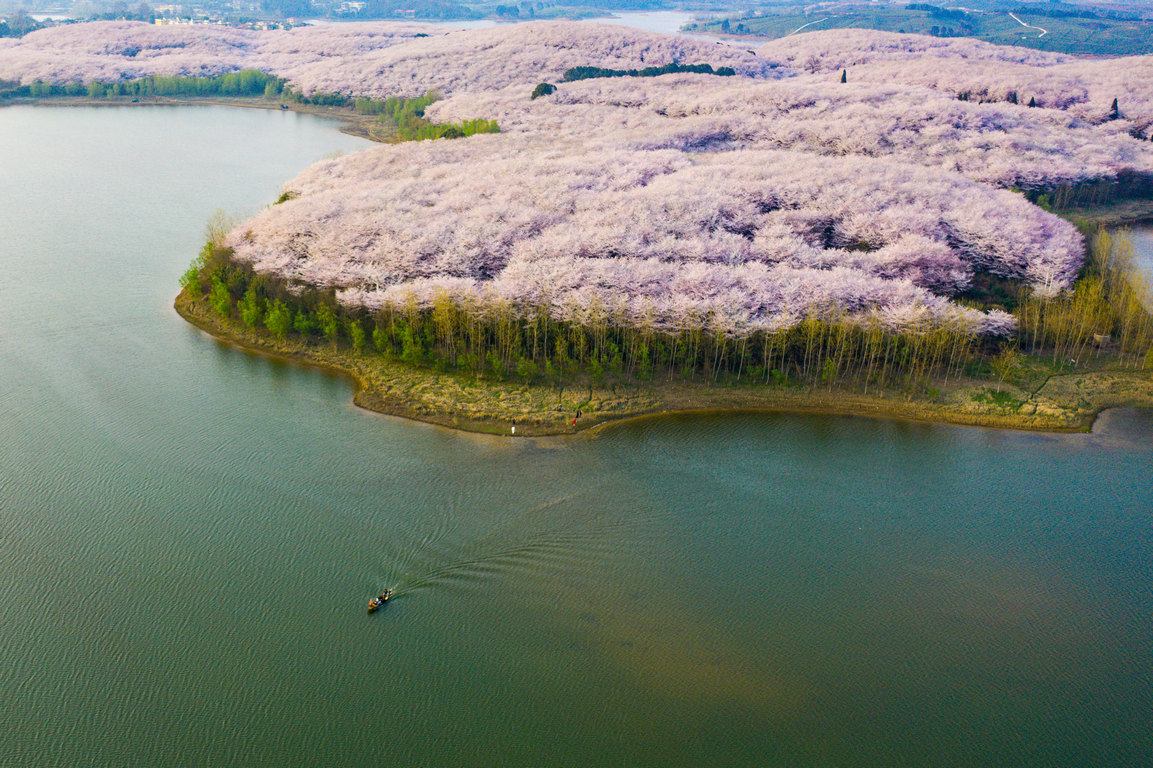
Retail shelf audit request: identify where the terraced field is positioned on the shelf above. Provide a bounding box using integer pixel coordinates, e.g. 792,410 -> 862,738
686,6 -> 1153,57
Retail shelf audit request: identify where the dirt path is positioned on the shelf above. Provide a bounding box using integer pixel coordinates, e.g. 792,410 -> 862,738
788,18 -> 829,36
1008,12 -> 1048,38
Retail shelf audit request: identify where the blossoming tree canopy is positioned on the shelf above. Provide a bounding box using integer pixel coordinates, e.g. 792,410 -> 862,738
226,135 -> 1074,336
758,28 -> 1153,136
9,21 -> 1151,338
426,75 -> 1153,188
0,20 -> 777,97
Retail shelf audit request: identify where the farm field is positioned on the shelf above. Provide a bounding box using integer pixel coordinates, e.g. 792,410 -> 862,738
685,6 -> 1153,56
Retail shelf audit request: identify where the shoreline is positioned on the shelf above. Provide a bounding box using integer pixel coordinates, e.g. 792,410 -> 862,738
1066,198 -> 1153,227
2,94 -> 388,141
174,290 -> 1153,437
10,97 -> 1153,226
11,95 -> 1153,223
31,95 -> 1139,437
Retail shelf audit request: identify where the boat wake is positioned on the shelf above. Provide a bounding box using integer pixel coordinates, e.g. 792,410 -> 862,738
381,487 -> 633,598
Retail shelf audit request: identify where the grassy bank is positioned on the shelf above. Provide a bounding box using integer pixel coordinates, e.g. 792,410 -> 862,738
1064,198 -> 1153,228
174,288 -> 1153,436
173,214 -> 1153,436
5,93 -> 393,140
2,74 -> 497,145
5,92 -> 494,144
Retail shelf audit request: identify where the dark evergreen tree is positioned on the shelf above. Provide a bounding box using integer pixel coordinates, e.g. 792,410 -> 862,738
562,63 -> 734,82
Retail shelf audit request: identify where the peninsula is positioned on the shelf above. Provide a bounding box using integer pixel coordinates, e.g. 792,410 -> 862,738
3,20 -> 1151,433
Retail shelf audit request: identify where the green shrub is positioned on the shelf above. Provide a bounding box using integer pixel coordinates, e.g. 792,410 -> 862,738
530,82 -> 556,99
265,300 -> 292,339
210,276 -> 232,318
517,357 -> 538,380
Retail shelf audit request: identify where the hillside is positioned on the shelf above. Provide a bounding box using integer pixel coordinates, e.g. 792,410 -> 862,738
4,21 -> 1152,368
0,20 -> 775,96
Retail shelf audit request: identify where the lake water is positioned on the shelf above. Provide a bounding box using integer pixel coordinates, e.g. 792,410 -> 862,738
1126,225 -> 1153,292
1,104 -> 1151,767
310,10 -> 709,35
580,11 -> 699,35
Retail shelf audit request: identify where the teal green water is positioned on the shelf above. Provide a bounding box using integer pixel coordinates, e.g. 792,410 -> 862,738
2,105 -> 1151,767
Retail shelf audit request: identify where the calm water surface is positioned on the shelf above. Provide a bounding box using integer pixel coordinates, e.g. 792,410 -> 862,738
580,11 -> 699,35
307,10 -> 701,34
1125,225 -> 1153,293
2,105 -> 1152,767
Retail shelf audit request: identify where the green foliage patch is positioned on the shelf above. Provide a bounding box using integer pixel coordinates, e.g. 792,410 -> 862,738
349,90 -> 500,141
530,82 -> 556,100
686,6 -> 1153,56
13,69 -> 287,100
561,62 -> 737,83
971,388 -> 1025,409
181,220 -> 1153,398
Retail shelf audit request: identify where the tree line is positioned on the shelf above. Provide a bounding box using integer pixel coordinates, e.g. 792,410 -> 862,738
4,73 -> 499,141
10,70 -> 287,100
173,240 -> 1133,401
561,62 -> 737,83
182,240 -> 994,393
181,184 -> 1153,395
183,219 -> 1151,396
282,87 -> 498,140
1016,228 -> 1153,370
348,90 -> 499,141
1027,169 -> 1153,210
0,9 -> 40,38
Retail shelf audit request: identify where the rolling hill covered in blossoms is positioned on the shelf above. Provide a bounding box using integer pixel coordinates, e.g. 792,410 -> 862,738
5,21 -> 1152,341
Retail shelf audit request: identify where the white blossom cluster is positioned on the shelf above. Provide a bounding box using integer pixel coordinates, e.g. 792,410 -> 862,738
0,20 -> 775,96
427,75 -> 1153,188
760,28 -> 1153,137
0,20 -> 264,82
7,22 -> 1146,335
760,28 -> 1073,72
226,133 -> 1074,335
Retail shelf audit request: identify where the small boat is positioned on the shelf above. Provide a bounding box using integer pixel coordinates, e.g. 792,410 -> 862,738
367,590 -> 392,613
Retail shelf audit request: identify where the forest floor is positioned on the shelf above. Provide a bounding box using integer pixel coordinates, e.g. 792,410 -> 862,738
175,290 -> 1153,437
